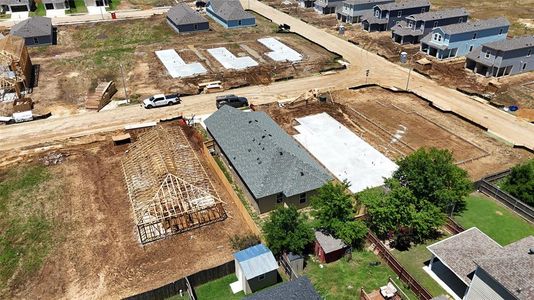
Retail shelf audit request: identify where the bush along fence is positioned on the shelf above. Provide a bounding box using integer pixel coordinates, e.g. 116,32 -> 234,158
475,169 -> 534,224
123,260 -> 235,300
367,232 -> 433,300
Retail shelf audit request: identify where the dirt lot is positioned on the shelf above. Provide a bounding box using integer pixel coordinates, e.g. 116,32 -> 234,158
262,1 -> 534,109
0,125 -> 253,299
5,12 -> 340,116
257,86 -> 533,179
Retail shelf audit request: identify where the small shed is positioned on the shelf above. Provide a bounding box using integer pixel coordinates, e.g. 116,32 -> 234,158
167,3 -> 209,33
314,230 -> 348,263
10,16 -> 54,47
232,244 -> 278,295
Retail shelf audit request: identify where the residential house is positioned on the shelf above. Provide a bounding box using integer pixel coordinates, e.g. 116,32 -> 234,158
206,0 -> 255,29
204,105 -> 332,213
298,0 -> 315,8
314,0 -> 344,15
314,231 -> 348,263
10,16 -> 54,47
361,0 -> 431,32
391,8 -> 469,44
336,0 -> 394,24
233,244 -> 278,295
465,36 -> 534,77
42,0 -> 70,17
0,0 -> 33,14
426,227 -> 534,300
84,0 -> 109,15
420,17 -> 509,60
244,276 -> 321,300
166,3 -> 209,33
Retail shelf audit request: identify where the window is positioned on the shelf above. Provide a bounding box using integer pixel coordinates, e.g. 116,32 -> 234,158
485,50 -> 491,59
499,28 -> 503,35
421,8 -> 426,13
375,10 -> 379,17
45,3 -> 54,9
408,21 -> 413,28
458,17 -> 463,23
299,193 -> 307,204
33,37 -> 38,44
469,45 -> 474,52
472,33 -> 477,39
194,24 -> 198,30
433,33 -> 442,42
528,49 -> 532,57
433,21 -> 438,28
258,274 -> 265,281
238,20 -> 242,26
523,63 -> 528,70
397,11 -> 402,17
276,193 -> 283,203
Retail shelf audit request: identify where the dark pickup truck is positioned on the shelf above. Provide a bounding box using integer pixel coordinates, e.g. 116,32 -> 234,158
215,94 -> 248,109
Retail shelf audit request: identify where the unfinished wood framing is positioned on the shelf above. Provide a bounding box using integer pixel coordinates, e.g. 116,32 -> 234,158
122,126 -> 226,244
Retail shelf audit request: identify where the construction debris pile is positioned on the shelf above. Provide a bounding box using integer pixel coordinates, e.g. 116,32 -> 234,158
122,126 -> 226,244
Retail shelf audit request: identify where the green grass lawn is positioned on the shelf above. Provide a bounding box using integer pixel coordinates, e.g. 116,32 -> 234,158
30,3 -> 46,16
454,193 -> 534,245
107,0 -> 121,11
392,240 -> 449,298
195,274 -> 245,300
68,0 -> 88,14
0,165 -> 62,290
305,251 -> 418,299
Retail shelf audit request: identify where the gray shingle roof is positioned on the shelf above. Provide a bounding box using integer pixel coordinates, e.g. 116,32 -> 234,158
344,0 -> 393,5
376,0 -> 430,11
205,106 -> 332,199
315,231 -> 347,253
245,276 -> 321,300
407,8 -> 468,22
439,17 -> 509,35
0,0 -> 30,5
10,16 -> 52,38
428,227 -> 534,300
474,236 -> 534,300
427,227 -> 502,284
167,3 -> 208,26
208,0 -> 254,21
483,35 -> 534,52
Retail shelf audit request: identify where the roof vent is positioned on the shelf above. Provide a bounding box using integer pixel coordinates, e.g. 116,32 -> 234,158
255,120 -> 258,122
300,171 -> 304,176
248,149 -> 251,152
262,135 -> 265,139
249,120 -> 252,124
280,152 -> 283,155
529,248 -> 534,255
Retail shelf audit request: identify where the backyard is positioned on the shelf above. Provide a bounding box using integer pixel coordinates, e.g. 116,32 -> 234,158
194,274 -> 244,300
304,251 -> 417,299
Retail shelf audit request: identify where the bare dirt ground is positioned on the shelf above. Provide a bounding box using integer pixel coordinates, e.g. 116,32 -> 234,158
261,1 -> 534,109
256,86 -> 533,179
4,13 -> 339,117
3,125 -> 253,299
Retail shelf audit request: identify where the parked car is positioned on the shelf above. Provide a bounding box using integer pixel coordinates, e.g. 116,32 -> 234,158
215,94 -> 248,109
143,94 -> 180,109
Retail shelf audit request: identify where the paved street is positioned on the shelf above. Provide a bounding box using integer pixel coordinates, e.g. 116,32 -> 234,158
0,1 -> 533,152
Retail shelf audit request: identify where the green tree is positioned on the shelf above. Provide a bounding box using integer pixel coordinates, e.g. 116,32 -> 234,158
262,205 -> 314,256
502,159 -> 534,206
392,147 -> 472,213
311,181 -> 368,247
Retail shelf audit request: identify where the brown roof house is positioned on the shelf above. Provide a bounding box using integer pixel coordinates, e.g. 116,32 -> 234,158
426,227 -> 534,300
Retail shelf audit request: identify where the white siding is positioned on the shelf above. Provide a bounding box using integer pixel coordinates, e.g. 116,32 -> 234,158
464,268 -> 514,300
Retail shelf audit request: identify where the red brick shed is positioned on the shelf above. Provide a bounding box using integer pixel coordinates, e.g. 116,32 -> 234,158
314,231 -> 348,263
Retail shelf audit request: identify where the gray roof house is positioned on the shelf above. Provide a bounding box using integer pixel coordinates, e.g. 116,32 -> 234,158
420,17 -> 510,60
361,0 -> 431,32
245,276 -> 321,300
10,16 -> 54,47
205,106 -> 332,213
465,35 -> 534,77
391,8 -> 469,44
206,0 -> 255,29
336,0 -> 394,24
166,3 -> 209,33
0,0 -> 33,13
427,227 -> 534,300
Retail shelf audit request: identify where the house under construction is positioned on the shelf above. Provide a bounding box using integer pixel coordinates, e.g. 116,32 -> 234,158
0,35 -> 33,99
122,126 -> 227,244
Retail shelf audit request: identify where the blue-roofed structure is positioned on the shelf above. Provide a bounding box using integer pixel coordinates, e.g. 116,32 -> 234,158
232,244 -> 279,294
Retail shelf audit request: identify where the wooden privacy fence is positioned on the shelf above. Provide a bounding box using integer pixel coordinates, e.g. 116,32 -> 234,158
445,217 -> 465,234
367,232 -> 433,300
124,260 -> 235,300
476,170 -> 534,224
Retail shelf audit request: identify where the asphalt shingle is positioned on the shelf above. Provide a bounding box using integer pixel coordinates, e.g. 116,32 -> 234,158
10,16 -> 52,38
438,17 -> 509,35
482,35 -> 534,52
376,0 -> 430,11
208,0 -> 254,21
244,276 -> 321,300
167,3 -> 208,26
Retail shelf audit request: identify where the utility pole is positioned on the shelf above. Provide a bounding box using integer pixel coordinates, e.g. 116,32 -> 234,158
405,67 -> 412,91
119,63 -> 129,103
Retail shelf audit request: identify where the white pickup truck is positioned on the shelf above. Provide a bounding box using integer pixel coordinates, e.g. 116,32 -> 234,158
142,94 -> 180,109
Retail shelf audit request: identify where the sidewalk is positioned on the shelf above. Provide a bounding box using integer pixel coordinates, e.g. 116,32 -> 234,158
0,7 -> 171,28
